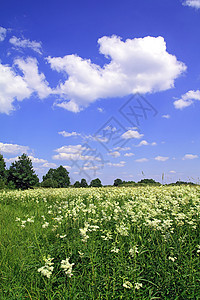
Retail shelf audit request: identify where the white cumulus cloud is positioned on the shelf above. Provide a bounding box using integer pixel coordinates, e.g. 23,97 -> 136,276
121,130 -> 143,140
124,152 -> 134,157
9,36 -> 42,54
0,63 -> 31,114
0,26 -> 6,42
15,57 -> 52,99
47,35 -> 186,112
42,162 -> 57,168
58,131 -> 81,137
28,156 -> 48,164
135,158 -> 148,162
183,0 -> 200,9
0,142 -> 29,154
155,156 -> 169,161
182,154 -> 198,160
162,114 -> 170,119
174,90 -> 200,109
108,151 -> 120,158
107,161 -> 125,167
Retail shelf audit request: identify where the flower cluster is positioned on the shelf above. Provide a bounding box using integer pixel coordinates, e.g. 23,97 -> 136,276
60,257 -> 75,277
38,256 -> 54,278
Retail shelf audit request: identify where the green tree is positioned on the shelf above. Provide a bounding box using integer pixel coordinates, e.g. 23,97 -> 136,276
42,166 -> 70,188
41,178 -> 59,188
80,178 -> 88,188
113,178 -> 123,186
74,181 -> 81,188
90,178 -> 102,187
0,153 -> 7,188
0,153 -> 7,180
137,178 -> 160,185
7,154 -> 39,190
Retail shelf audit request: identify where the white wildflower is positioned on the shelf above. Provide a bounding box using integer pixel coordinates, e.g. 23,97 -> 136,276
27,217 -> 34,223
168,256 -> 177,262
123,280 -> 133,289
135,282 -> 143,290
38,256 -> 54,278
42,222 -> 49,228
129,245 -> 139,256
111,247 -> 120,253
60,234 -> 67,239
61,257 -> 74,277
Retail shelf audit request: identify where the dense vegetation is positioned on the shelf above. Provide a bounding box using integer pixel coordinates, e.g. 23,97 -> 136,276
0,186 -> 199,299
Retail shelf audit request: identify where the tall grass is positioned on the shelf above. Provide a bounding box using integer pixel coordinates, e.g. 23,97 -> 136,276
0,186 -> 200,299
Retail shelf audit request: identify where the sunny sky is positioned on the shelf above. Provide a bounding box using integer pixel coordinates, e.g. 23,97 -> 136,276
0,0 -> 200,185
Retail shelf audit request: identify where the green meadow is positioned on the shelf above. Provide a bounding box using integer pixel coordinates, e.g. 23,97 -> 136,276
0,186 -> 200,299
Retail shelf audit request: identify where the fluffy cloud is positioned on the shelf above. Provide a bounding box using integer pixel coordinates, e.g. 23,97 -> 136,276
124,152 -> 134,157
47,35 -> 186,112
174,90 -> 200,109
121,130 -> 143,139
162,114 -> 170,119
0,26 -> 6,42
0,63 -> 31,114
136,140 -> 157,147
0,57 -> 52,114
182,154 -> 198,160
108,151 -> 120,158
114,146 -> 131,151
155,156 -> 169,161
183,0 -> 200,9
107,161 -> 125,167
9,36 -> 42,54
0,142 -> 29,154
135,158 -> 148,162
42,162 -> 57,168
15,57 -> 52,99
4,157 -> 18,163
58,131 -> 81,137
53,144 -> 99,161
63,165 -> 72,170
28,156 -> 48,164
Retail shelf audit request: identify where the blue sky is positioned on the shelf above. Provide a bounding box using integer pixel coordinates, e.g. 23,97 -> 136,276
0,0 -> 200,184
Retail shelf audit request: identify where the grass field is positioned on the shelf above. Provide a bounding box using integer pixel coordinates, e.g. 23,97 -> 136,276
0,186 -> 200,299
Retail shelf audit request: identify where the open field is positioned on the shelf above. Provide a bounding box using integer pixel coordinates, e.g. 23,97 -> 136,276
0,186 -> 200,299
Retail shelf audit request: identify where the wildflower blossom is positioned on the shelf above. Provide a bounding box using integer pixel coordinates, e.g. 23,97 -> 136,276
129,246 -> 139,256
168,256 -> 177,262
42,222 -> 49,228
60,234 -> 67,238
123,281 -> 133,289
111,247 -> 120,253
38,256 -> 54,278
60,257 -> 74,277
135,282 -> 143,290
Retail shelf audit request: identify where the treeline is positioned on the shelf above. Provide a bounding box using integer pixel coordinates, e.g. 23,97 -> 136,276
0,153 -> 197,190
0,153 -> 70,190
0,153 -> 103,189
113,178 -> 196,187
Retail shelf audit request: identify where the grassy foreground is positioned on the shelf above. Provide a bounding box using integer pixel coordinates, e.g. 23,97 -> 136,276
0,186 -> 200,299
